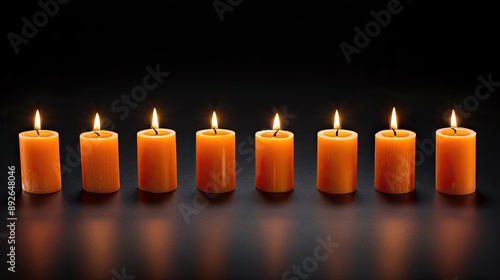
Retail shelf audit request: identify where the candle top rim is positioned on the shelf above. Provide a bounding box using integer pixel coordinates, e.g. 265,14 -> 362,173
196,128 -> 235,136
80,130 -> 118,139
256,130 -> 294,139
318,129 -> 357,139
376,129 -> 416,139
19,130 -> 58,138
138,128 -> 176,137
437,127 -> 476,137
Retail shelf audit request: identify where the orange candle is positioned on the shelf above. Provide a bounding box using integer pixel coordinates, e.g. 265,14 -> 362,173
255,113 -> 294,193
196,111 -> 236,193
436,110 -> 476,195
19,110 -> 62,194
80,113 -> 120,193
137,108 -> 177,193
317,110 -> 358,194
374,108 -> 416,194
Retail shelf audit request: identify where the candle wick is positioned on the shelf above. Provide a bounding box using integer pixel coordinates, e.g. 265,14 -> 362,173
94,131 -> 100,137
335,127 -> 341,137
36,129 -> 40,136
392,128 -> 397,137
212,127 -> 217,134
274,129 -> 280,138
152,126 -> 158,135
451,127 -> 456,136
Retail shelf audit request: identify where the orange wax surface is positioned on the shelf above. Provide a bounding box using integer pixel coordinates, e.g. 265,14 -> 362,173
196,129 -> 236,193
255,130 -> 294,193
137,128 -> 177,193
374,129 -> 416,194
435,127 -> 476,195
317,129 -> 358,194
79,130 -> 120,193
19,130 -> 62,193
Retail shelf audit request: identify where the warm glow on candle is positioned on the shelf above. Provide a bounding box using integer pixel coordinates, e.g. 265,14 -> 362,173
317,109 -> 358,194
374,107 -> 416,193
390,107 -> 398,130
255,112 -> 294,192
333,110 -> 340,130
81,112 -> 120,193
20,109 -> 62,193
436,109 -> 476,195
35,110 -> 41,130
93,113 -> 101,131
152,108 -> 159,129
273,113 -> 281,130
451,110 -> 457,128
211,111 -> 218,129
197,111 -> 236,193
138,108 -> 177,193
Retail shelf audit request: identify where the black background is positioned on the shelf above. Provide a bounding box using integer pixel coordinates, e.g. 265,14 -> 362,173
1,0 -> 500,279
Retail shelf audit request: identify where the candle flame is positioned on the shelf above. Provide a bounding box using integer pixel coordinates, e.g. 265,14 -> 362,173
273,113 -> 281,130
450,110 -> 457,128
211,111 -> 218,129
93,113 -> 101,131
333,110 -> 340,130
390,107 -> 398,130
152,108 -> 159,129
34,110 -> 41,130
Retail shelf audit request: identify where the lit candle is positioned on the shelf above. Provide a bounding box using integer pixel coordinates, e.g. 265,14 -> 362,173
317,110 -> 358,194
436,110 -> 476,195
255,113 -> 294,193
19,110 -> 62,194
137,108 -> 177,193
80,113 -> 120,193
196,111 -> 236,193
374,107 -> 416,194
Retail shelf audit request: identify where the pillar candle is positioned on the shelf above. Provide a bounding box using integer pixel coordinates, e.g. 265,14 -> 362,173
19,110 -> 62,194
436,110 -> 476,195
317,110 -> 358,194
137,108 -> 177,193
255,113 -> 294,193
196,111 -> 236,193
80,113 -> 120,193
374,108 -> 416,194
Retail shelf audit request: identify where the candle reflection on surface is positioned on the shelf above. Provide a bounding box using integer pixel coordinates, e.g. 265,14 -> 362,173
433,193 -> 479,279
373,193 -> 416,280
258,216 -> 293,278
17,192 -> 63,279
256,191 -> 294,279
139,218 -> 175,279
197,216 -> 231,279
195,192 -> 235,280
137,189 -> 178,279
79,192 -> 120,280
375,213 -> 414,279
80,218 -> 118,279
315,191 -> 356,279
